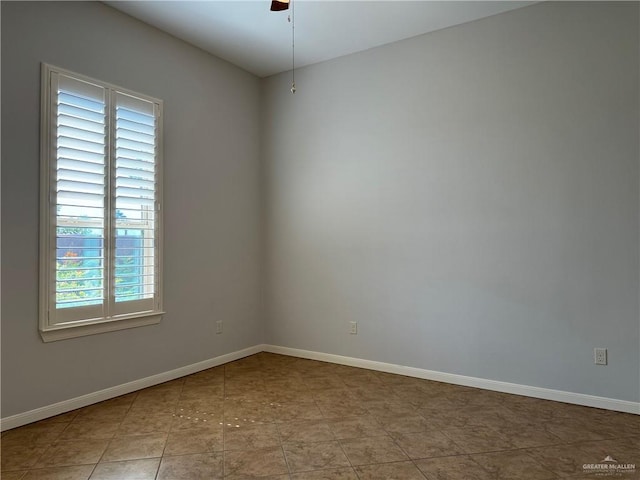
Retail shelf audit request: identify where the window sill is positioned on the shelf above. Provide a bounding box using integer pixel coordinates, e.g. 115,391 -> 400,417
39,311 -> 164,342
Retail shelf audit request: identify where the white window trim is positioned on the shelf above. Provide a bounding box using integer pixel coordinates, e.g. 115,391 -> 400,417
39,63 -> 164,342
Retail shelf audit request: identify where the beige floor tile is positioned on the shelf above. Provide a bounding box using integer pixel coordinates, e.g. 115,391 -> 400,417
503,398 -> 575,422
598,412 -> 640,435
132,392 -> 180,411
224,371 -> 261,381
362,401 -> 417,418
32,411 -> 79,426
290,467 -> 358,479
415,455 -> 494,480
157,453 -> 223,479
303,377 -> 347,391
175,399 -> 224,415
129,398 -> 178,412
224,371 -> 264,382
73,405 -> 130,424
316,400 -> 368,419
224,391 -> 272,403
224,447 -> 288,477
58,422 -> 120,441
283,441 -> 350,473
327,416 -> 386,440
278,420 -> 335,443
183,372 -> 224,388
393,431 -> 463,459
34,440 -> 108,468
349,386 -> 400,403
226,362 -> 263,374
419,406 -> 502,430
101,433 -> 167,462
225,401 -> 276,427
339,435 -> 408,466
175,414 -> 224,431
126,403 -> 177,417
354,461 -> 427,479
164,428 -> 223,455
1,445 -> 48,471
89,458 -> 160,480
266,389 -> 316,403
414,395 -> 471,413
379,374 -> 427,388
596,420 -> 640,439
376,414 -> 435,435
341,373 -> 383,388
471,450 -> 557,479
400,392 -> 449,409
525,444 -> 596,477
461,390 -> 510,408
441,425 -> 514,454
224,423 -> 281,450
470,407 -> 526,430
577,437 -> 640,465
171,411 -> 223,432
180,385 -> 224,401
313,389 -> 358,403
2,424 -> 68,448
0,471 -> 27,480
271,401 -> 324,423
224,379 -> 265,391
542,418 -> 614,442
265,378 -> 308,391
20,465 -> 94,480
117,412 -> 173,436
494,422 -> 564,449
225,373 -> 264,383
225,475 -> 290,480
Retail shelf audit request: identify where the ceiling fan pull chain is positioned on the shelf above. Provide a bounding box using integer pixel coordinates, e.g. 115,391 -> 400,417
290,0 -> 296,94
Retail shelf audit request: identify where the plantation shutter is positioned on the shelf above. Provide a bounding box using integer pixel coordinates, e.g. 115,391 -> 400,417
51,73 -> 107,325
42,65 -> 162,333
112,92 -> 159,315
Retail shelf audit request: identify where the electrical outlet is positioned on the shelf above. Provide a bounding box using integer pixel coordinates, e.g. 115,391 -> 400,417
349,321 -> 358,335
216,321 -> 223,334
594,348 -> 607,365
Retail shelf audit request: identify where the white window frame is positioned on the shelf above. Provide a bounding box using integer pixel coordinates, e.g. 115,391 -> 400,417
39,63 -> 164,342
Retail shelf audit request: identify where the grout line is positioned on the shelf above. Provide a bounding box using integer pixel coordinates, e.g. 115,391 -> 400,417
222,361 -> 228,478
409,458 -> 431,480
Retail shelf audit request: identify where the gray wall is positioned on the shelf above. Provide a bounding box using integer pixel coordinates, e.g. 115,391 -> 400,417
262,2 -> 640,402
1,2 -> 263,417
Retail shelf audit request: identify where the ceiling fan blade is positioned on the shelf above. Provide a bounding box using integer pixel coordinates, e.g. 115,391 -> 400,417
270,0 -> 289,11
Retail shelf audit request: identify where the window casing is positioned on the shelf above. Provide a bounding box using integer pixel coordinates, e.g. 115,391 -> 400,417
39,64 -> 163,342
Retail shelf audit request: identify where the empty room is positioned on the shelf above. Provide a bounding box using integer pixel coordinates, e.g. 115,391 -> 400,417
1,1 -> 638,479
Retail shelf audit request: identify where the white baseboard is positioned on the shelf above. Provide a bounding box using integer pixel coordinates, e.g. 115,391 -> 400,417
263,345 -> 640,415
0,344 -> 263,431
3,343 -> 637,431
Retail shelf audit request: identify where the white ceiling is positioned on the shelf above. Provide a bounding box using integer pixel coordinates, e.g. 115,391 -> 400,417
107,1 -> 535,78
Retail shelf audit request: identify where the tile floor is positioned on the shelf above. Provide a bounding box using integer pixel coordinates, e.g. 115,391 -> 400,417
1,353 -> 638,479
